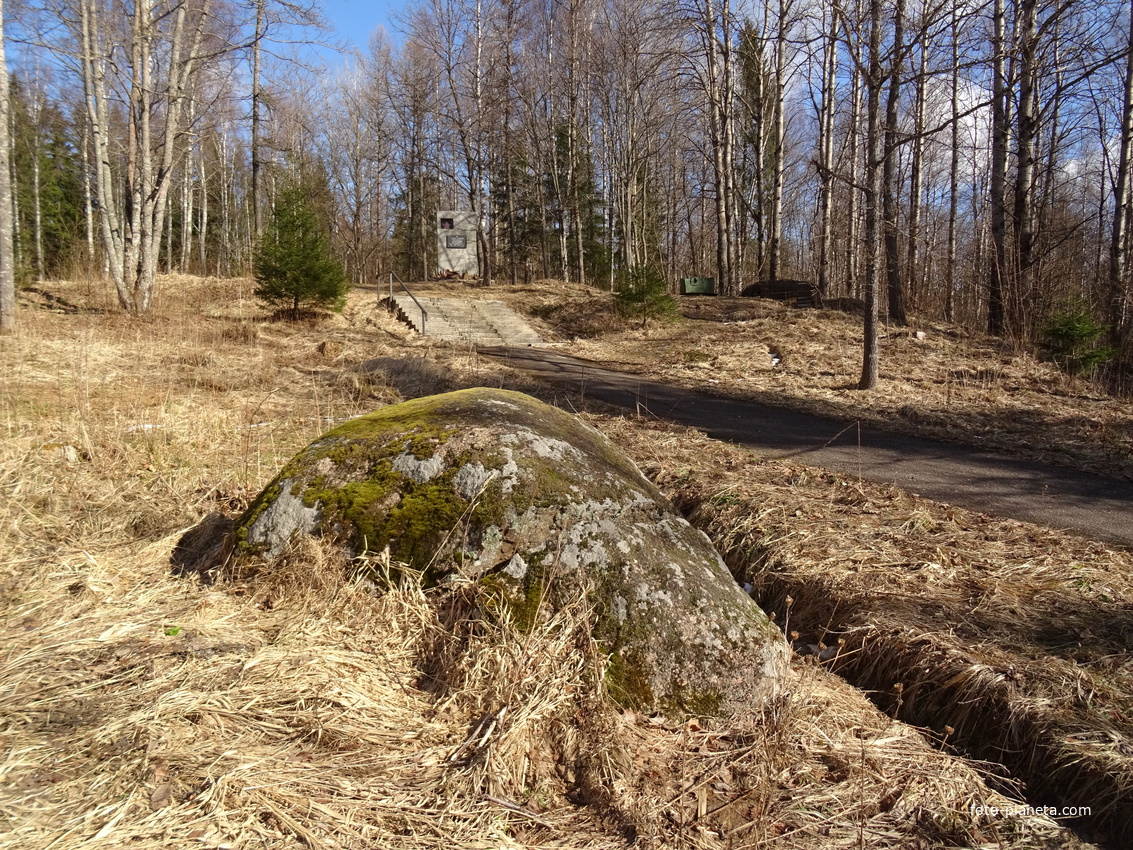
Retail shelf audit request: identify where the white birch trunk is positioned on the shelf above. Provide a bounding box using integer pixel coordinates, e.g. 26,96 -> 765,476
769,0 -> 789,283
198,142 -> 208,272
988,0 -> 1009,335
80,0 -> 128,307
1110,0 -> 1133,347
0,0 -> 14,332
80,0 -> 212,312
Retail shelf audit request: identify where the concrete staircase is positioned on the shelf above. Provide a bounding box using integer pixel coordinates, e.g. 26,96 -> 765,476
388,295 -> 543,347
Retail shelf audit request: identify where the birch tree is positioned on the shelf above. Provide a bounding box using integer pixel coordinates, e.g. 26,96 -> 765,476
387,38 -> 440,280
0,0 -> 15,333
77,0 -> 218,313
768,0 -> 794,283
1011,0 -> 1039,333
904,4 -> 928,310
1110,0 -> 1133,354
988,0 -> 1009,335
687,0 -> 739,293
860,0 -> 884,388
251,0 -> 266,236
945,0 -> 961,321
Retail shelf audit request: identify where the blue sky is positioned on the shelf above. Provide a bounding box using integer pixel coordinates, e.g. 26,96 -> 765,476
321,0 -> 406,49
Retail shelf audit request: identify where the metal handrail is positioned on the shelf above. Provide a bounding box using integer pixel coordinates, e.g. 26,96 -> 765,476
385,271 -> 428,335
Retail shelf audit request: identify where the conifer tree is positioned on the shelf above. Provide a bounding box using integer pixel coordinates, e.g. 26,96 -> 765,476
254,183 -> 347,318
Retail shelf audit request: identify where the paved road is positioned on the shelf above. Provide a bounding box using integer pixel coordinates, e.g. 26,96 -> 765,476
480,346 -> 1133,549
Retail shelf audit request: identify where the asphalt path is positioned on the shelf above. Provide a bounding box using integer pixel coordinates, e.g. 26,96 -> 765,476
479,346 -> 1133,549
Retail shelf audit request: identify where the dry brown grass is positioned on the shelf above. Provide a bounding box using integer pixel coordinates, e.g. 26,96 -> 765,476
598,413 -> 1133,844
0,276 -> 1105,848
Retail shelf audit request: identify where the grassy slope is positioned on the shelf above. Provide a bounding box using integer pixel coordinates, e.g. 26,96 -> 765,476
0,276 -> 1112,849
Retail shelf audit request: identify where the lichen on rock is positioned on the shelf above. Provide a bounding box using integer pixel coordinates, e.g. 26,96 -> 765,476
224,387 -> 788,717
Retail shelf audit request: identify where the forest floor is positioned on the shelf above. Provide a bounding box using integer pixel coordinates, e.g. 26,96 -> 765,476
0,275 -> 1129,849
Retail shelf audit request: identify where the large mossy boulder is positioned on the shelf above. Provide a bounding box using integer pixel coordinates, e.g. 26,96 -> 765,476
234,387 -> 788,716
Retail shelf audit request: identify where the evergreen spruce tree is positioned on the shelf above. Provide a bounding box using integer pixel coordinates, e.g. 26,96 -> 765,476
10,82 -> 85,282
254,183 -> 347,318
615,265 -> 677,329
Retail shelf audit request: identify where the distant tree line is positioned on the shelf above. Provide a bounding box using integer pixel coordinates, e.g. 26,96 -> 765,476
1,0 -> 1132,387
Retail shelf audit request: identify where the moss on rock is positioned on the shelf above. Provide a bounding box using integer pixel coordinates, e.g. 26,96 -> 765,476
231,387 -> 789,717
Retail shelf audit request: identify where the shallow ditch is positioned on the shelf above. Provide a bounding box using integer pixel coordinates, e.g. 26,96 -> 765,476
659,479 -> 1130,849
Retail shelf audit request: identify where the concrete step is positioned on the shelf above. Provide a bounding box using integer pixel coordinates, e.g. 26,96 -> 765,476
387,295 -> 543,346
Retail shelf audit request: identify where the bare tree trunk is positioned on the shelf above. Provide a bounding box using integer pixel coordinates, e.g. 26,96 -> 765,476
1012,0 -> 1038,337
125,0 -> 146,308
906,34 -> 926,311
1037,29 -> 1062,309
568,3 -> 586,286
251,0 -> 265,237
751,27 -> 767,278
198,142 -> 209,272
882,0 -> 906,324
9,94 -> 18,276
166,188 -> 175,272
0,0 -> 15,333
180,136 -> 194,273
768,0 -> 790,283
946,0 -> 960,322
500,7 -> 519,287
217,129 -> 230,276
816,4 -> 837,295
859,0 -> 884,389
722,0 -> 739,292
81,115 -> 94,263
473,0 -> 490,285
846,0 -> 863,297
546,22 -> 570,281
28,72 -> 44,281
80,0 -> 129,308
988,0 -> 1009,336
1110,0 -> 1133,350
703,0 -> 733,292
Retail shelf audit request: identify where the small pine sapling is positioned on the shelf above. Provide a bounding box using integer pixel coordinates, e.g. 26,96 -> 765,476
254,184 -> 347,319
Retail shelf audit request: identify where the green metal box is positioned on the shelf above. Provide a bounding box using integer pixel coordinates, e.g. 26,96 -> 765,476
680,277 -> 716,295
